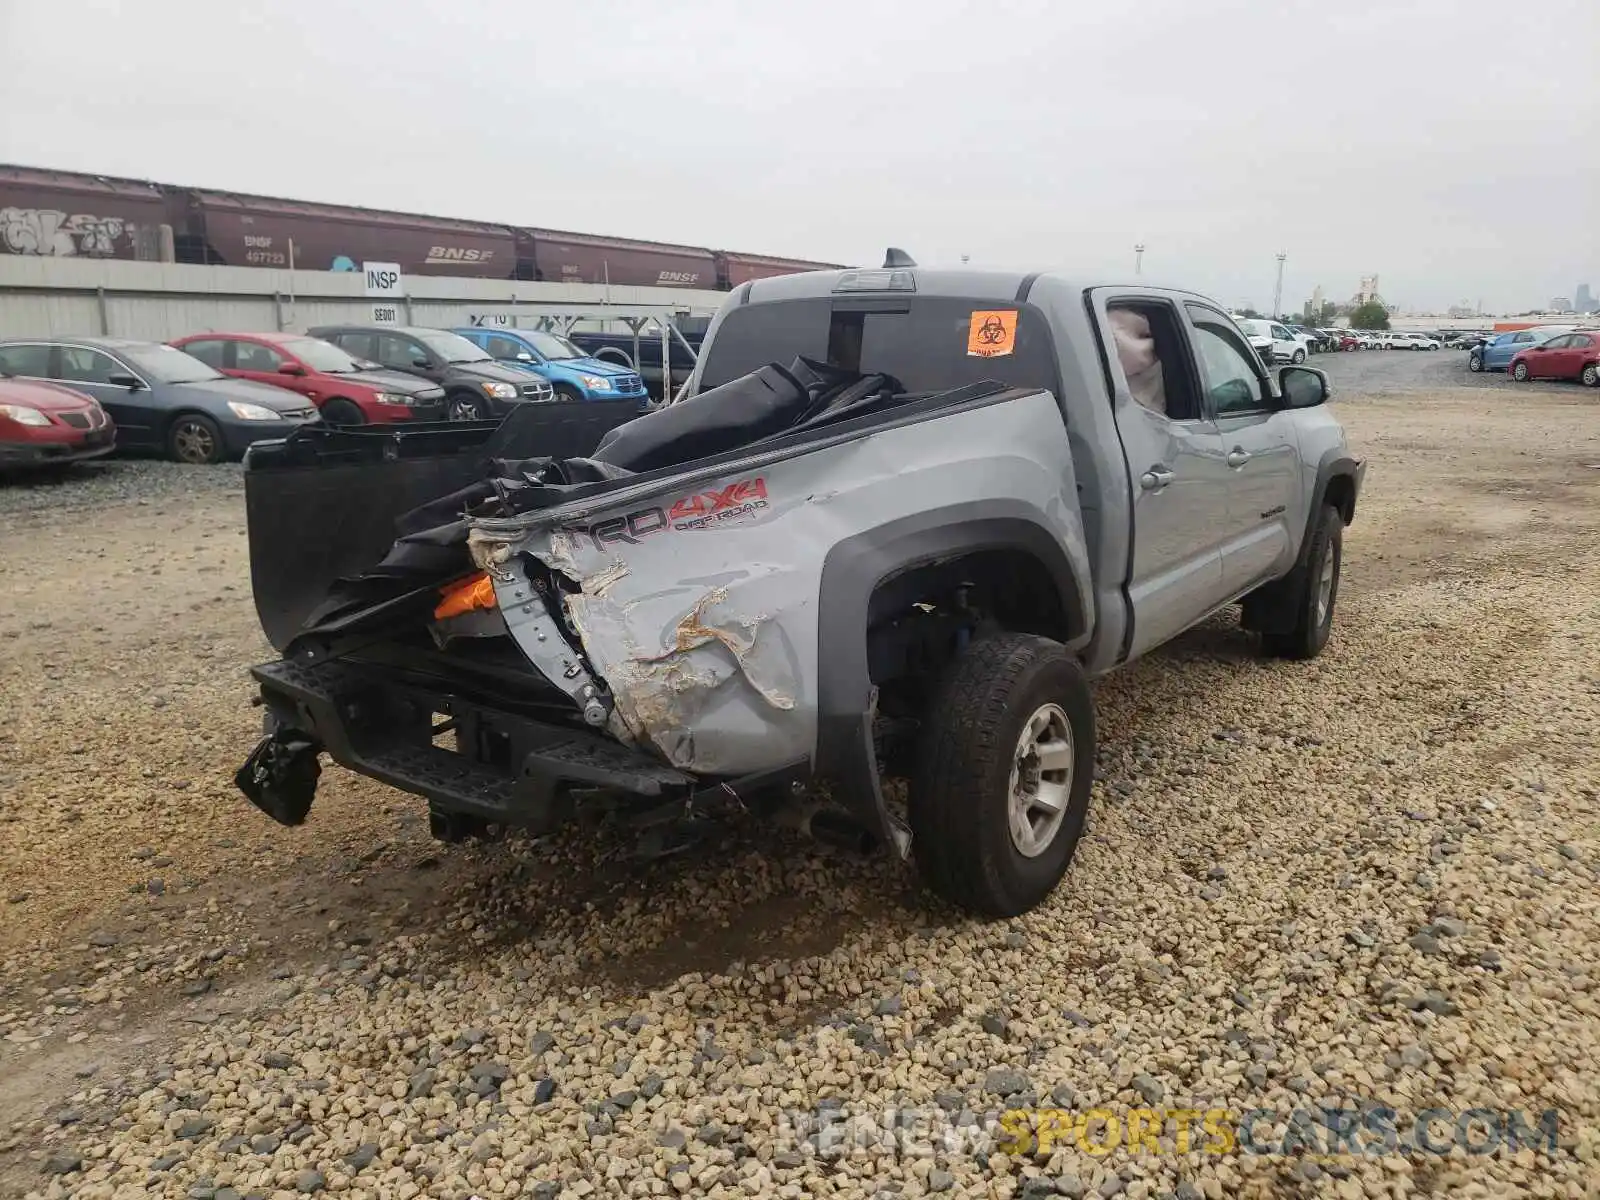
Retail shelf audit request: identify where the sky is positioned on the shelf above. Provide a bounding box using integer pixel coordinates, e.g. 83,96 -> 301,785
2,0 -> 1596,314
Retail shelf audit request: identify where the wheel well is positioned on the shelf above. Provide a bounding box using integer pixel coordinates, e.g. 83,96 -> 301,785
1324,473 -> 1356,526
163,408 -> 219,436
865,549 -> 1074,685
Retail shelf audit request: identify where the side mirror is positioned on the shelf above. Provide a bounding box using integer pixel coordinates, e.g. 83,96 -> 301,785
1280,365 -> 1329,409
411,355 -> 431,369
107,372 -> 142,390
278,363 -> 306,376
516,352 -> 533,361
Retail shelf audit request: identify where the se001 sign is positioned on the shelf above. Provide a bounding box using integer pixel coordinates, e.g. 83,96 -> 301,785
364,261 -> 403,297
371,304 -> 400,326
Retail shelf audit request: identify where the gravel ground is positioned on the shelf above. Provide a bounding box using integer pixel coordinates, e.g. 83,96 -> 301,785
2,352 -> 1598,1200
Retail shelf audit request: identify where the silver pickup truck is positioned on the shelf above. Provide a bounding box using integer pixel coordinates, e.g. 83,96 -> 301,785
236,260 -> 1365,917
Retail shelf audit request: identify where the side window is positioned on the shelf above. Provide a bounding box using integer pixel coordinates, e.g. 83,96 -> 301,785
1514,333 -> 1533,344
0,344 -> 53,377
1188,314 -> 1267,417
485,334 -> 523,359
1576,335 -> 1596,349
1105,302 -> 1199,422
58,347 -> 120,384
1271,324 -> 1292,340
235,341 -> 284,371
378,335 -> 427,369
182,339 -> 228,368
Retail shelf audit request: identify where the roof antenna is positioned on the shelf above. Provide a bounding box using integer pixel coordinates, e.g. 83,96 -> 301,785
883,247 -> 917,268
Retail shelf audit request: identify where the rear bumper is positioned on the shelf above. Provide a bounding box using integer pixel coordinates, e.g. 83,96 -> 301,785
0,427 -> 115,466
242,655 -> 693,828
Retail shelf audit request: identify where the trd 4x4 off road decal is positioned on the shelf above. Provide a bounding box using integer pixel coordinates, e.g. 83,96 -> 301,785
669,478 -> 769,530
569,477 -> 769,550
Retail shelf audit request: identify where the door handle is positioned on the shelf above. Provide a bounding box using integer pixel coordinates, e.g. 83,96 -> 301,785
1227,448 -> 1251,468
1140,466 -> 1175,491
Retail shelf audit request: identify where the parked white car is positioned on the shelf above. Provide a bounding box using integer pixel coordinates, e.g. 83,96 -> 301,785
1233,318 -> 1307,364
1402,333 -> 1441,350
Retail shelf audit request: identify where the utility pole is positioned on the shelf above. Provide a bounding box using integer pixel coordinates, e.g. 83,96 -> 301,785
1272,252 -> 1287,319
1134,243 -> 1146,276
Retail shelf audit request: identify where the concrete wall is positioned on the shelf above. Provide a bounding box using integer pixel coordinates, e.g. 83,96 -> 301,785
0,257 -> 728,341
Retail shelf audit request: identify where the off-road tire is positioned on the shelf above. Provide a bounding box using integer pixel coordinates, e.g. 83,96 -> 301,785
909,632 -> 1095,917
321,398 -> 365,426
1262,503 -> 1344,660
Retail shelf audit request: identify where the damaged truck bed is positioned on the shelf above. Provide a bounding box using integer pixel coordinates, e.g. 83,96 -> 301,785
238,260 -> 1363,916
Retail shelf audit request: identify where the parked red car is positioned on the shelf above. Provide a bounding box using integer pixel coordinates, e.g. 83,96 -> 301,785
168,332 -> 448,424
0,375 -> 116,469
1509,331 -> 1600,387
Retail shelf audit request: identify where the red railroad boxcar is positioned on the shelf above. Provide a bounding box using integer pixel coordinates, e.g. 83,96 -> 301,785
0,164 -> 173,262
181,191 -> 516,277
717,250 -> 844,288
517,228 -> 717,289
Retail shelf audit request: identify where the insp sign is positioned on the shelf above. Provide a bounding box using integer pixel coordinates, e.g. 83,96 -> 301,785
364,261 -> 403,298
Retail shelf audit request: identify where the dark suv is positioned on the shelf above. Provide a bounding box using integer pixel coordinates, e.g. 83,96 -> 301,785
308,326 -> 553,420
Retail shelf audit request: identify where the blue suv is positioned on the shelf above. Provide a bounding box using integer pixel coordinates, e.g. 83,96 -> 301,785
453,328 -> 650,406
1470,326 -> 1576,373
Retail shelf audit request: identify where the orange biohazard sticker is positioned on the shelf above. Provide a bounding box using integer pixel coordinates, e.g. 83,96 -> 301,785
967,310 -> 1018,358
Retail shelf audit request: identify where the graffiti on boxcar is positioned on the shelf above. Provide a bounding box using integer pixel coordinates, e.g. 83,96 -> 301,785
0,207 -> 132,257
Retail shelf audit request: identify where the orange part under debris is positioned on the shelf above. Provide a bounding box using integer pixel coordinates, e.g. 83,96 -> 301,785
434,572 -> 498,620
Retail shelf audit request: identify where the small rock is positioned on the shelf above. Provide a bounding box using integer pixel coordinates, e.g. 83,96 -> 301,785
1407,932 -> 1442,956
1346,930 -> 1376,948
188,1185 -> 216,1200
1005,931 -> 1028,949
468,1061 -> 511,1086
532,1078 -> 556,1104
1061,1010 -> 1093,1028
528,1030 -> 555,1055
182,979 -> 211,997
696,1123 -> 725,1146
251,1135 -> 280,1155
42,1150 -> 82,1175
928,1168 -> 955,1193
1049,1082 -> 1077,1107
1022,1179 -> 1057,1199
262,1050 -> 293,1070
1479,949 -> 1503,971
406,1068 -> 436,1099
657,1129 -> 687,1149
1056,1176 -> 1087,1198
1399,1044 -> 1430,1069
1131,1074 -> 1164,1105
1244,1064 -> 1268,1088
774,1150 -> 804,1169
640,1073 -> 664,1099
152,1153 -> 183,1171
983,1069 -> 1031,1097
1206,866 -> 1228,880
980,1013 -> 1009,1038
1558,843 -> 1581,861
875,996 -> 903,1016
1098,1176 -> 1125,1198
295,1168 -> 326,1193
87,931 -> 119,948
176,1115 -> 214,1139
1425,916 -> 1467,938
345,1143 -> 378,1169
6,892 -> 29,904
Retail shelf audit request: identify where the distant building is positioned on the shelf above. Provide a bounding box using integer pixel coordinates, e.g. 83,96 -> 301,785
1577,283 -> 1595,312
1350,274 -> 1387,308
1550,297 -> 1573,313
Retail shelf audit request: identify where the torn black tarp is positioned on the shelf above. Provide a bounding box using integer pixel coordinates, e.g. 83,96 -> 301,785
277,358 -> 907,654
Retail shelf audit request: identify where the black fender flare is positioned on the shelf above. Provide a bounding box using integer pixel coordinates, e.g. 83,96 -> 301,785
1294,448 -> 1365,573
812,501 -> 1088,852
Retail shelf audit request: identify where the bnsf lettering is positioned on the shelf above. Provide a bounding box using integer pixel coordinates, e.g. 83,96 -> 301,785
425,246 -> 496,263
243,235 -> 274,248
657,271 -> 700,284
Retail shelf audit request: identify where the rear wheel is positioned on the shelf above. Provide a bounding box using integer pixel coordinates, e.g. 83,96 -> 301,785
321,398 -> 365,426
1582,364 -> 1598,388
909,632 -> 1095,917
1512,361 -> 1530,382
167,413 -> 224,465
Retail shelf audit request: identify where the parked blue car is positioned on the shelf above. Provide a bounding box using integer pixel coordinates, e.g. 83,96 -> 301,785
1469,325 -> 1577,373
452,328 -> 650,405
